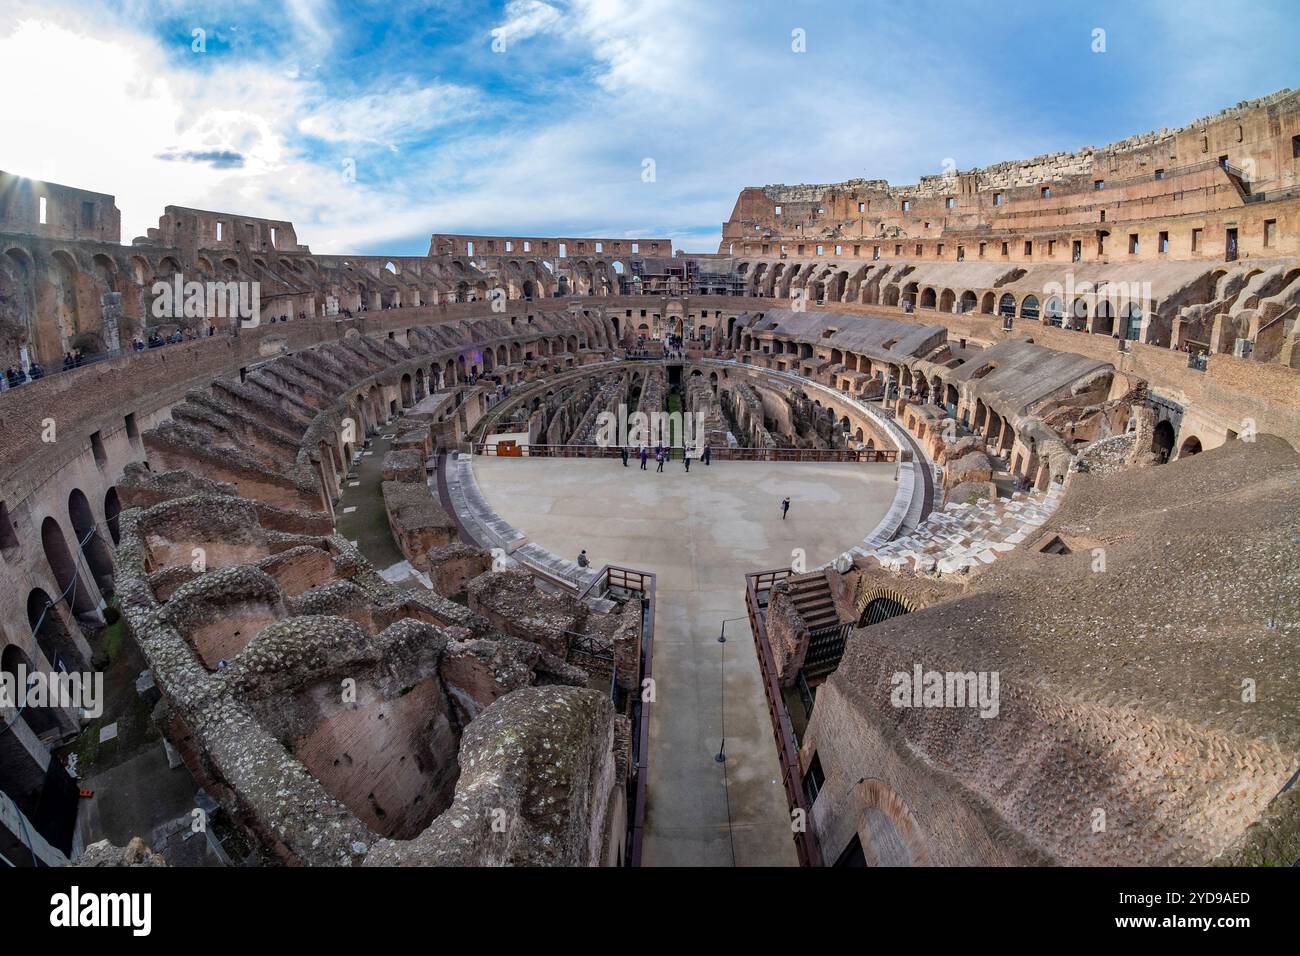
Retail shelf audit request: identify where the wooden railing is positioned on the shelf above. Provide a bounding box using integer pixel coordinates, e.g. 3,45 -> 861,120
744,567 -> 822,867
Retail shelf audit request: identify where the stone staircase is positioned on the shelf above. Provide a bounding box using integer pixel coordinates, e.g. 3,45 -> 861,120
788,572 -> 839,630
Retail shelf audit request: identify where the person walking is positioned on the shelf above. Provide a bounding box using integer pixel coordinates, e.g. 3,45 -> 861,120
621,445 -> 629,467
702,444 -> 711,466
640,445 -> 648,470
781,496 -> 791,520
656,448 -> 665,473
683,449 -> 691,473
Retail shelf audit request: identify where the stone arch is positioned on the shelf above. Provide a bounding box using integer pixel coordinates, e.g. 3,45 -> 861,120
67,489 -> 113,594
1044,295 -> 1064,325
28,588 -> 88,673
1149,421 -> 1180,463
1,642 -> 61,737
41,516 -> 96,617
842,778 -> 932,867
48,250 -> 83,350
104,487 -> 122,545
1122,302 -> 1143,341
0,247 -> 36,363
938,288 -> 955,313
1178,434 -> 1202,458
1093,299 -> 1114,336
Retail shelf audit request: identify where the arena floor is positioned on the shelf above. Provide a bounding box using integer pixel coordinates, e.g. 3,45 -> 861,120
472,456 -> 898,866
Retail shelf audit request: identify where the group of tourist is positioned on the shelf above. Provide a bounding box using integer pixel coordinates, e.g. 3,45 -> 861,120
3,363 -> 44,389
133,327 -> 208,351
621,442 -> 713,472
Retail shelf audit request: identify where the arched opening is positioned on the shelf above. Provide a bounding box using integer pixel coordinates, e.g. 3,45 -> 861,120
1,644 -> 61,738
103,488 -> 122,546
1093,300 -> 1114,336
1045,296 -> 1064,326
28,589 -> 87,673
1151,420 -> 1175,463
859,595 -> 909,628
1123,303 -> 1143,341
41,517 -> 96,617
68,490 -> 113,595
1179,435 -> 1202,458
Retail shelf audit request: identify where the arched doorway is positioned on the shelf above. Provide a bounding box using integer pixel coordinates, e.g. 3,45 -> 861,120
1,644 -> 61,737
28,589 -> 88,673
104,488 -> 122,545
1179,435 -> 1202,458
68,490 -> 113,594
41,517 -> 96,617
1151,420 -> 1175,463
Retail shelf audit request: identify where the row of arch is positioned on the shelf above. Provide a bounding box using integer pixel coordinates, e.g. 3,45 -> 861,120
731,259 -> 1154,339
2,485 -> 121,748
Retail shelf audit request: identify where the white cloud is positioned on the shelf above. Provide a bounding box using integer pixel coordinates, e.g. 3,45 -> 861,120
297,82 -> 481,150
10,0 -> 1260,257
491,0 -> 565,46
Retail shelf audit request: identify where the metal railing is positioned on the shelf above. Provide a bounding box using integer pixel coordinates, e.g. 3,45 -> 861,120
744,567 -> 822,866
473,441 -> 897,463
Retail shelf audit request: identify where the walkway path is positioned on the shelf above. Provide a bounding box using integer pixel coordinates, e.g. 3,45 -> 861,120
333,423 -> 430,591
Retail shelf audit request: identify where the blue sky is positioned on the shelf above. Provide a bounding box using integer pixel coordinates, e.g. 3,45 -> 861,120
1,0 -> 1297,255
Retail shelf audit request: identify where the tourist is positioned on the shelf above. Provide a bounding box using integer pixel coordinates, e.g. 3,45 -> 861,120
781,496 -> 791,520
621,445 -> 629,467
577,550 -> 590,569
683,449 -> 690,472
656,448 -> 664,473
702,444 -> 711,466
639,445 -> 648,470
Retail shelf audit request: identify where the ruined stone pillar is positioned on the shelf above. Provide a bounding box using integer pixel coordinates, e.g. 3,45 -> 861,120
100,292 -> 123,353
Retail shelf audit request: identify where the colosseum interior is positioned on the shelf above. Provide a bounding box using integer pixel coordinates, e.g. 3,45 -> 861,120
1,80 -> 1297,873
